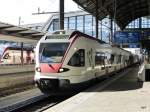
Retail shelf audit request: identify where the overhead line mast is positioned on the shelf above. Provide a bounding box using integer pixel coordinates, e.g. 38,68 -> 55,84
32,0 -> 65,30
59,0 -> 64,30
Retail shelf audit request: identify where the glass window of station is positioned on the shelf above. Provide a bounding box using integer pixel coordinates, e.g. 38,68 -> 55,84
47,14 -> 113,43
46,13 -> 150,47
126,17 -> 150,28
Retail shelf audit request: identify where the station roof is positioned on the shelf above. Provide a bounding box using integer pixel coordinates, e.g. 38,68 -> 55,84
0,22 -> 45,43
73,0 -> 150,29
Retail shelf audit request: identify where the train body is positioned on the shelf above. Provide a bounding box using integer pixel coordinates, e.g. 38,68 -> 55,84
34,30 -> 138,93
0,46 -> 34,64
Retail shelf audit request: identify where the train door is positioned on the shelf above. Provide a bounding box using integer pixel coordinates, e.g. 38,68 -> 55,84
105,52 -> 113,74
80,45 -> 96,81
116,54 -> 121,70
87,48 -> 94,69
114,54 -> 118,71
67,49 -> 87,83
121,55 -> 125,68
86,48 -> 95,79
94,52 -> 106,78
110,54 -> 115,72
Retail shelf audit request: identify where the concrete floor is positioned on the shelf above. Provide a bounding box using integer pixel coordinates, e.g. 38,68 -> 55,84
44,66 -> 150,112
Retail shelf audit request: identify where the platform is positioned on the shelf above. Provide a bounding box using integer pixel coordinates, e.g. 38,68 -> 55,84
44,66 -> 150,112
0,65 -> 34,75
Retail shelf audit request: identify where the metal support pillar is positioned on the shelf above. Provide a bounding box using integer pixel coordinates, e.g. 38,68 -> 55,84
21,42 -> 24,65
100,21 -> 102,40
139,17 -> 142,50
95,0 -> 99,39
139,17 -> 142,29
109,17 -> 113,44
59,0 -> 64,30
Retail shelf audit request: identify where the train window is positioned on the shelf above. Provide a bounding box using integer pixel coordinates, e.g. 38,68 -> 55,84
117,55 -> 122,64
68,49 -> 85,67
105,53 -> 111,65
110,54 -> 115,64
95,52 -> 105,66
39,43 -> 69,63
3,53 -> 10,59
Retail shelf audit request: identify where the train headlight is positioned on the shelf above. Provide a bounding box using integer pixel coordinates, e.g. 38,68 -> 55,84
59,68 -> 64,72
59,68 -> 69,73
74,47 -> 77,51
36,67 -> 41,72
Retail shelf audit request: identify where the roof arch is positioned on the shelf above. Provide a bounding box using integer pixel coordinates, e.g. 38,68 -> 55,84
73,0 -> 150,29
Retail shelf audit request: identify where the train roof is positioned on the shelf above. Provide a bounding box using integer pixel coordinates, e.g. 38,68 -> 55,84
44,30 -> 106,44
69,31 -> 106,44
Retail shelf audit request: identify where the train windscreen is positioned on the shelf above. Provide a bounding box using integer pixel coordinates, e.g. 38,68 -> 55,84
39,43 -> 69,63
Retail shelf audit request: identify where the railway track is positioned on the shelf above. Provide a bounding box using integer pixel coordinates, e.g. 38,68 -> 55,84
0,88 -> 73,112
0,71 -> 35,98
13,95 -> 70,112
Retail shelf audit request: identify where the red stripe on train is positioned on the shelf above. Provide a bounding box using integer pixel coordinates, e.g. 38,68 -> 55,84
40,63 -> 61,73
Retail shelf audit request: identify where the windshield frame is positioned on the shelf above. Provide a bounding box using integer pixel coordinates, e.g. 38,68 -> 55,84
39,42 -> 69,63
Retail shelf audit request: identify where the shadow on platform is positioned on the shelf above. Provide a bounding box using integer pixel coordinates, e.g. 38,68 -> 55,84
84,80 -> 143,93
84,66 -> 144,92
102,81 -> 143,92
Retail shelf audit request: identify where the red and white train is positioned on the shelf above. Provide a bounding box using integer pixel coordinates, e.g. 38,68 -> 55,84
0,46 -> 34,65
34,30 -> 139,93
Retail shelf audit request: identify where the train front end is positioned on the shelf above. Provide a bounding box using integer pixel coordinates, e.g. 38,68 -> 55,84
34,31 -> 73,93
